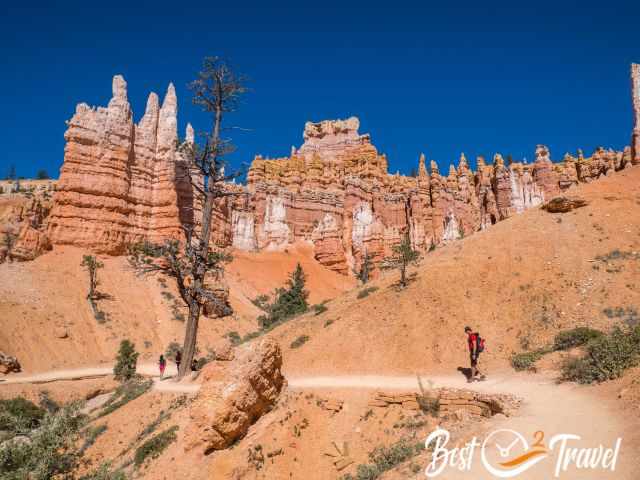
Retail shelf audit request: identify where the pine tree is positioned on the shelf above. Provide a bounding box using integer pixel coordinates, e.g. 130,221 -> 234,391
113,339 -> 139,382
381,233 -> 420,288
81,255 -> 104,301
258,263 -> 309,329
356,251 -> 373,284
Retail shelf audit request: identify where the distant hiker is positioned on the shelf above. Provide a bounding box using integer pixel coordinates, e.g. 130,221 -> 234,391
159,354 -> 166,379
465,326 -> 486,382
175,350 -> 182,372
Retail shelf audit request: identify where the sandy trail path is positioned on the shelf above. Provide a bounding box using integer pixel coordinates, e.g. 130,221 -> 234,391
1,369 -> 633,478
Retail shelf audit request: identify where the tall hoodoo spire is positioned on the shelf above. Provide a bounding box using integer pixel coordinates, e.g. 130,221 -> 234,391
632,63 -> 640,165
418,152 -> 428,177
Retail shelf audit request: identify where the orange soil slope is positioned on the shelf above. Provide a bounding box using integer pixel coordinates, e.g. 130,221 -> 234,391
271,166 -> 640,377
0,243 -> 353,373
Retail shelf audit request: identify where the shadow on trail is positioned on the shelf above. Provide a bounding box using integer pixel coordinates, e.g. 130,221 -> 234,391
457,366 -> 473,380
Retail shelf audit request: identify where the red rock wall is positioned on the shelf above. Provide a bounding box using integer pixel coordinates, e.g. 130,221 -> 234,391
46,76 -> 193,254
43,72 -> 637,276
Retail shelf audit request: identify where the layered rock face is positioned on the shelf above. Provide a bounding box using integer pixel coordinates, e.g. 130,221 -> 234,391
44,69 -> 637,277
185,338 -> 285,453
237,119 -> 630,275
46,76 -> 194,254
632,63 -> 640,165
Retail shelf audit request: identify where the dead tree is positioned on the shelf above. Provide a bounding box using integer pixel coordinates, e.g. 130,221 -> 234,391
129,57 -> 246,378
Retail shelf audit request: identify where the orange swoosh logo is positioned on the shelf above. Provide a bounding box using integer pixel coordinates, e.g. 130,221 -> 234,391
499,448 -> 547,468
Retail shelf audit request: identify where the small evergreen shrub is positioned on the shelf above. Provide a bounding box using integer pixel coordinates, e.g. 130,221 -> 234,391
312,303 -> 328,315
553,327 -> 603,351
341,438 -> 424,480
99,379 -> 152,417
561,326 -> 640,384
226,331 -> 242,346
81,424 -> 108,452
511,349 -> 549,371
357,286 -> 379,299
134,426 -> 178,467
290,335 -> 310,349
80,462 -> 127,480
0,397 -> 46,434
0,402 -> 85,480
113,340 -> 139,382
257,263 -> 309,330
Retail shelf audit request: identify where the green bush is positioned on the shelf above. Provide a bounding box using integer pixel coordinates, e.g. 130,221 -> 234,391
290,335 -> 310,349
80,462 -> 127,480
258,263 -> 309,330
357,286 -> 379,299
99,379 -> 152,417
560,357 -> 600,384
134,426 -> 178,467
561,326 -> 640,384
0,402 -> 85,480
81,424 -> 108,452
312,303 -> 328,315
511,349 -> 549,371
341,438 -> 424,480
553,327 -> 603,351
0,397 -> 46,435
226,331 -> 242,346
113,339 -> 139,382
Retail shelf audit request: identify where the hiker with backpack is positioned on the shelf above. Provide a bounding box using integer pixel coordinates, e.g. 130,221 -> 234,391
464,326 -> 486,382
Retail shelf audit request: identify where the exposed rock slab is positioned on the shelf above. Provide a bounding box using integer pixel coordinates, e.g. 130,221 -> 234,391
184,338 -> 285,453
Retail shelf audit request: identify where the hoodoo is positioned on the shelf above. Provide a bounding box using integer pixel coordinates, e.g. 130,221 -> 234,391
27,67 -> 636,275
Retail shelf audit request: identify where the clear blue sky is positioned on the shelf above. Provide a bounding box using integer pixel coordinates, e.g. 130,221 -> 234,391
1,1 -> 638,179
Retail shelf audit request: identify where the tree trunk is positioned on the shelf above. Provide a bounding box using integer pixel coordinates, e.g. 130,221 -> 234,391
180,299 -> 201,377
400,261 -> 406,287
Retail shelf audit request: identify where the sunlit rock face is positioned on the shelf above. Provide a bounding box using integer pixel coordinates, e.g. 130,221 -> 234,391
242,119 -> 630,276
632,63 -> 640,165
47,76 -> 194,253
46,70 -> 637,275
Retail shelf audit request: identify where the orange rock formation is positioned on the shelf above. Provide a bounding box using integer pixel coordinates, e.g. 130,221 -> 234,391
14,67 -> 637,275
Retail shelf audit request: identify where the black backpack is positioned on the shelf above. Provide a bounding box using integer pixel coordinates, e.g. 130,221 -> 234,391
476,334 -> 486,353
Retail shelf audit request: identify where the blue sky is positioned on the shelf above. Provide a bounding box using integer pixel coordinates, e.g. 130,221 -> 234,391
1,1 -> 638,179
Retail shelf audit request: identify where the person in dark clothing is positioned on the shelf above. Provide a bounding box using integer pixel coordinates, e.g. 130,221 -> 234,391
175,350 -> 182,372
465,326 -> 485,382
191,359 -> 198,372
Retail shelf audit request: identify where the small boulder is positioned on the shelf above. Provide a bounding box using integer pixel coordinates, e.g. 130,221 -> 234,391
185,338 -> 285,453
0,352 -> 21,374
542,196 -> 589,213
212,339 -> 235,361
54,326 -> 69,339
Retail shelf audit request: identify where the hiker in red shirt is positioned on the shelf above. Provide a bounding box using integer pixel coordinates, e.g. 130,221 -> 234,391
465,326 -> 486,382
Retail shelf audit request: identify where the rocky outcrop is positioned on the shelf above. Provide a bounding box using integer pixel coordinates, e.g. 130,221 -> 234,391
239,119 -> 630,275
632,63 -> 640,165
185,338 -> 284,453
1,198 -> 51,262
0,352 -> 21,374
46,76 -> 194,254
40,66 -> 637,276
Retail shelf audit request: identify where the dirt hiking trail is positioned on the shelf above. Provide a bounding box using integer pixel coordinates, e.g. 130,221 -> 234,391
1,368 -> 633,478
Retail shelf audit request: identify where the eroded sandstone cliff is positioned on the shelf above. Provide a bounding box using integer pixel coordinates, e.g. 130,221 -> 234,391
46,76 -> 194,254
632,63 -> 640,165
33,67 -> 640,276
238,120 -> 631,276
